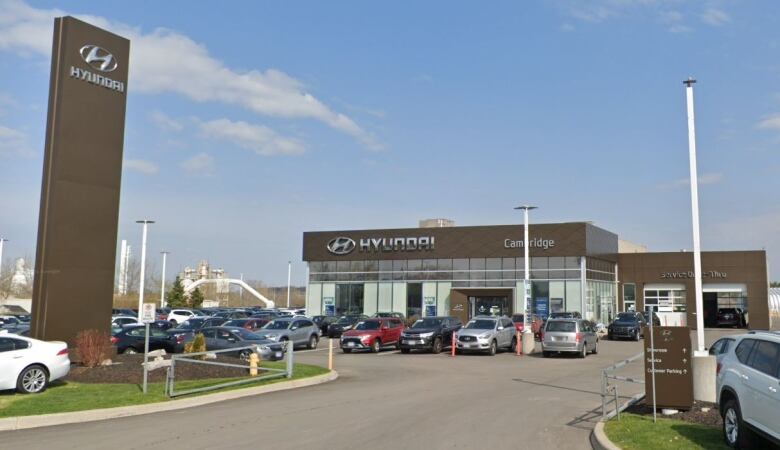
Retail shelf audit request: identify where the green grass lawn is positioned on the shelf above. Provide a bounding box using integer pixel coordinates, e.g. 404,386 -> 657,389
604,413 -> 729,450
0,362 -> 328,419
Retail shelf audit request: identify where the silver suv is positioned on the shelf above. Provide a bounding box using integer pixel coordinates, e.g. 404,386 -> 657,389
542,319 -> 598,358
716,331 -> 780,448
456,316 -> 516,356
257,318 -> 321,349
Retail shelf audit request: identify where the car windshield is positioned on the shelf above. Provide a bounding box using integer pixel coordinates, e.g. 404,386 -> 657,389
546,321 -> 576,332
465,319 -> 496,330
719,308 -> 737,314
411,318 -> 442,329
550,313 -> 572,318
511,315 -> 524,322
224,320 -> 248,327
355,321 -> 381,330
265,320 -> 291,330
336,317 -> 357,325
615,313 -> 637,322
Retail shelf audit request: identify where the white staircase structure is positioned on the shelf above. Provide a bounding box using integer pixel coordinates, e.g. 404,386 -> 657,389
183,278 -> 275,308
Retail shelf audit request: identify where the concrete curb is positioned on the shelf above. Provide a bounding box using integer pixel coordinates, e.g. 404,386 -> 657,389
0,370 -> 338,432
590,421 -> 622,450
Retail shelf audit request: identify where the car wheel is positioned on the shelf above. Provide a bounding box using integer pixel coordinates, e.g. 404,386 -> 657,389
307,335 -> 319,349
579,344 -> 587,358
723,399 -> 753,449
123,347 -> 138,355
510,337 -> 518,353
633,332 -> 640,342
488,340 -> 497,356
431,337 -> 442,354
400,348 -> 410,354
395,340 -> 401,350
371,339 -> 381,353
342,348 -> 352,353
17,365 -> 48,394
592,339 -> 599,355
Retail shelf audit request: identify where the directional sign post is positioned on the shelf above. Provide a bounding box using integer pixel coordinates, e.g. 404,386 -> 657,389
643,326 -> 694,411
141,303 -> 156,394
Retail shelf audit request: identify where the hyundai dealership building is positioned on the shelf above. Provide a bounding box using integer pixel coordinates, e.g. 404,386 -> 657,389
302,222 -> 776,329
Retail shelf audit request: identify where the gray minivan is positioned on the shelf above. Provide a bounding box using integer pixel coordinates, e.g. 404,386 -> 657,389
542,319 -> 598,358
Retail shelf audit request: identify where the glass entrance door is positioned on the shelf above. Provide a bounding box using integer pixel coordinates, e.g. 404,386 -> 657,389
469,296 -> 509,319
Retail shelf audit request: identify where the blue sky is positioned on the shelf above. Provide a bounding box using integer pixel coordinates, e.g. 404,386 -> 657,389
0,0 -> 779,285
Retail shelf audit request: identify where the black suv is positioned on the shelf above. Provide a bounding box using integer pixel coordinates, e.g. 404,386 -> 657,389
312,315 -> 338,334
607,312 -> 647,341
400,316 -> 462,354
327,314 -> 369,338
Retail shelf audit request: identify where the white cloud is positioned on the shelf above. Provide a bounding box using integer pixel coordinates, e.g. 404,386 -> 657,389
0,124 -> 33,156
658,172 -> 724,189
180,152 -> 214,175
701,8 -> 731,26
149,111 -> 183,132
0,0 -> 381,150
124,158 -> 158,174
757,114 -> 780,130
199,118 -> 305,156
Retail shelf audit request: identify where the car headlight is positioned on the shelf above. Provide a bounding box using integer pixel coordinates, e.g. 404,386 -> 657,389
418,332 -> 434,338
479,333 -> 492,339
264,335 -> 278,340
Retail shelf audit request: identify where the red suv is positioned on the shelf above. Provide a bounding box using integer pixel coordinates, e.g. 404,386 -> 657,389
340,318 -> 405,353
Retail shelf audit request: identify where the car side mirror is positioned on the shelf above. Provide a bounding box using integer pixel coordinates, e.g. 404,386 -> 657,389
497,326 -> 504,330
291,326 -> 298,330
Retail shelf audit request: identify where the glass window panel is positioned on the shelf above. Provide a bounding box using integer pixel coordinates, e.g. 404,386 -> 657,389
531,257 -> 548,269
452,259 -> 468,270
392,260 -> 406,281
337,261 -> 351,281
469,258 -> 485,270
565,257 -> 580,269
423,259 -> 437,271
408,259 -> 422,271
378,260 -> 393,281
364,260 -> 378,272
308,261 -> 322,273
548,257 -> 565,269
486,258 -> 501,281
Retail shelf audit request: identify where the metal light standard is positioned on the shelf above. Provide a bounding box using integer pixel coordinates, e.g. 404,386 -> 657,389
0,238 -> 7,286
684,77 -> 716,403
287,261 -> 292,309
514,205 -> 537,355
136,220 -> 155,321
160,251 -> 169,308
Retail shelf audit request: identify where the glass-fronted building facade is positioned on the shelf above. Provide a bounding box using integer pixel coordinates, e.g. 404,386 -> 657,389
303,223 -> 620,325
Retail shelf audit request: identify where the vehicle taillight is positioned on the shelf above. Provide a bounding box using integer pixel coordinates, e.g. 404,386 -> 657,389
110,336 -> 119,345
57,347 -> 68,356
176,334 -> 185,344
575,332 -> 584,342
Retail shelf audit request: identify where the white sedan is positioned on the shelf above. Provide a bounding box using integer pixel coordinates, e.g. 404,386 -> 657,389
0,330 -> 70,393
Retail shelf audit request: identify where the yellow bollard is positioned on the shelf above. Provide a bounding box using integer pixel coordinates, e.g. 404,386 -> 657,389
249,353 -> 259,376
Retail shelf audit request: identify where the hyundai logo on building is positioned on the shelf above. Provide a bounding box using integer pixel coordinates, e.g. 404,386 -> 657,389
79,45 -> 118,72
327,237 -> 356,255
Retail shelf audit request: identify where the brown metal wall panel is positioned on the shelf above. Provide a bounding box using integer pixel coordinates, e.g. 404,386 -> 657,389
31,16 -> 130,344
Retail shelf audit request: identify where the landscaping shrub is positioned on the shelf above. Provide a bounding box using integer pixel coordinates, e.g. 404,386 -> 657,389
184,333 -> 207,359
74,329 -> 112,367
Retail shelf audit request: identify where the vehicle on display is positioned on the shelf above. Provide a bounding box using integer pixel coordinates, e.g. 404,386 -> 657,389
212,310 -> 249,320
607,312 -> 647,341
111,315 -> 141,327
0,330 -> 70,393
14,315 -> 31,323
373,312 -> 406,321
340,318 -> 405,353
716,331 -> 780,448
156,307 -> 171,321
327,315 -> 370,338
311,315 -> 338,334
199,327 -> 285,361
717,308 -> 748,328
709,336 -> 737,364
542,319 -> 598,358
111,308 -> 135,316
111,325 -> 178,354
222,318 -> 270,331
167,309 -> 200,325
0,315 -> 30,334
399,316 -> 462,354
511,314 -> 543,338
457,316 -> 517,356
258,318 -> 321,349
202,317 -> 229,328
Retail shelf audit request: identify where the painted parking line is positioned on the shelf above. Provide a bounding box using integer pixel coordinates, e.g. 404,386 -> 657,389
377,350 -> 400,356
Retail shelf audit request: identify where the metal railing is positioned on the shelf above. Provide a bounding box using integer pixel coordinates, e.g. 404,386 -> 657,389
166,341 -> 294,398
601,351 -> 645,420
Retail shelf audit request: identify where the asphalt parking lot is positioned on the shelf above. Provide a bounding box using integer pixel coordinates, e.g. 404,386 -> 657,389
0,330 -> 740,450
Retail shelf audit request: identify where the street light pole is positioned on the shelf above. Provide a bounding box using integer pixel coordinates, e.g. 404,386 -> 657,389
160,251 -> 169,308
136,220 -> 155,321
287,261 -> 292,309
683,78 -> 706,356
514,205 -> 537,355
0,238 -> 7,286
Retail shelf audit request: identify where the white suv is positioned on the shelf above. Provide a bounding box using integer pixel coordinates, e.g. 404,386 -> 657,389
716,331 -> 780,448
168,309 -> 198,325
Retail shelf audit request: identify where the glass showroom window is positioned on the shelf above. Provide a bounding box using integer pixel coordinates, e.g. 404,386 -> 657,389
335,284 -> 364,316
407,283 -> 422,320
623,284 -> 636,311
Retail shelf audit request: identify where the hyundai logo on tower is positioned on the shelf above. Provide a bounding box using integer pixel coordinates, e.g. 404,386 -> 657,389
79,45 -> 118,71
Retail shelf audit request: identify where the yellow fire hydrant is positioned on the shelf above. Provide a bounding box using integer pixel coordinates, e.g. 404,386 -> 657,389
249,353 -> 259,376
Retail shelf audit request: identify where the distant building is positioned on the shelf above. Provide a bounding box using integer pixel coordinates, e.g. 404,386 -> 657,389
419,218 -> 455,228
618,239 -> 647,254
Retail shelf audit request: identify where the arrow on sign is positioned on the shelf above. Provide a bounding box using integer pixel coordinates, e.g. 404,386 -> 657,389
683,369 -> 688,374
683,358 -> 687,363
682,348 -> 687,354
